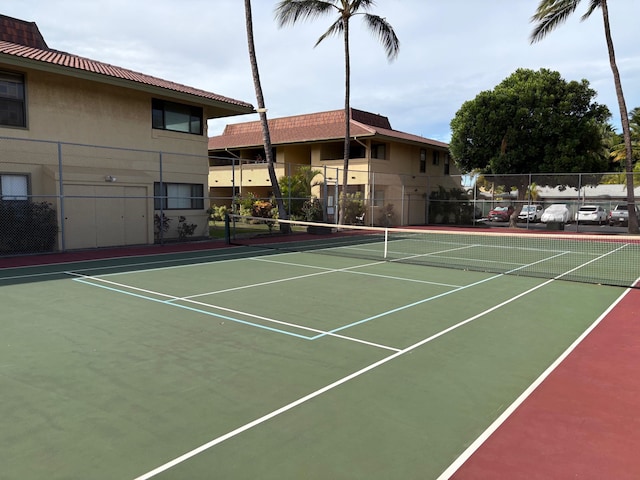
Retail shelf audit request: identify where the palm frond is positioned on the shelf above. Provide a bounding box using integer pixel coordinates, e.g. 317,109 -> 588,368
315,18 -> 344,47
530,0 -> 581,43
362,14 -> 400,61
274,0 -> 337,28
349,0 -> 376,13
582,0 -> 603,21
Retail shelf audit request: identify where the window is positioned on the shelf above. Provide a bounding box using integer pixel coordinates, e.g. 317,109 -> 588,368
444,153 -> 450,175
419,149 -> 426,173
371,143 -> 386,160
0,174 -> 28,200
152,99 -> 203,135
0,71 -> 26,128
154,182 -> 204,209
349,144 -> 366,159
432,151 -> 440,166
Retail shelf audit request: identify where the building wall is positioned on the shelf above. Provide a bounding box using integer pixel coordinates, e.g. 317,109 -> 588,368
1,63 -> 212,250
209,138 -> 460,226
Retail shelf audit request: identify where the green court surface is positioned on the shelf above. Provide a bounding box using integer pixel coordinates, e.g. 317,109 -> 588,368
0,244 -> 630,479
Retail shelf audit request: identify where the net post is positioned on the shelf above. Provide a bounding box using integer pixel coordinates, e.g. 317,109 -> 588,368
384,228 -> 389,259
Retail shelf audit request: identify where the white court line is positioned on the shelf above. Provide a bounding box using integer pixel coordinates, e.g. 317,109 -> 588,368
171,296 -> 401,353
132,245 -> 628,480
1,248 -> 263,283
184,258 -> 388,299
70,272 -> 400,353
435,284 -> 635,480
435,244 -> 633,479
131,275 -> 557,480
250,256 -> 463,288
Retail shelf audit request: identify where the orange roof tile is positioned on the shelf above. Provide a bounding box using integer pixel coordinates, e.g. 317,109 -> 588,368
209,108 -> 448,149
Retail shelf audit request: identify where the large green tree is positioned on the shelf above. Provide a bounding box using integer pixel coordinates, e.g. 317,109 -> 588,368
530,0 -> 638,233
274,0 -> 399,224
450,68 -> 611,226
244,0 -> 289,232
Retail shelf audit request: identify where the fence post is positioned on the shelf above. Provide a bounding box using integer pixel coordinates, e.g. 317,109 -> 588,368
57,141 -> 66,251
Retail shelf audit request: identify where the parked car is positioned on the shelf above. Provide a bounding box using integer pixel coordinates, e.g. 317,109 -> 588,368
541,204 -> 570,224
575,205 -> 607,225
608,204 -> 639,226
488,205 -> 514,222
518,204 -> 543,222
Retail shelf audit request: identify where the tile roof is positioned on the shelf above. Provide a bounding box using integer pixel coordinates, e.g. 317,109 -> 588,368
0,15 -> 47,49
209,108 -> 449,149
0,14 -> 253,111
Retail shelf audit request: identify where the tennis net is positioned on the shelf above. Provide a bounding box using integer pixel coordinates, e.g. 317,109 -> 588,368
226,214 -> 640,289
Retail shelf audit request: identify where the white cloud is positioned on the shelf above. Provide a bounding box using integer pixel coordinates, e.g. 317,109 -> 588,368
4,0 -> 639,141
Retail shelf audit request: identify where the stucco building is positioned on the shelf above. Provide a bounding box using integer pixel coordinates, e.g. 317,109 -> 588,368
209,108 -> 460,225
0,14 -> 253,252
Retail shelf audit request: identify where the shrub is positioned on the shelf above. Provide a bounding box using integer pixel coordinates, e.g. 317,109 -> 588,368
339,192 -> 364,224
301,197 -> 323,221
252,200 -> 273,219
177,216 -> 198,240
0,201 -> 57,253
154,213 -> 171,241
207,205 -> 229,224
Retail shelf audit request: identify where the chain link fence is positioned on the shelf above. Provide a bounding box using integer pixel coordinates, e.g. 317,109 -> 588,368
1,136 -> 210,255
3,135 -> 638,256
208,161 -> 638,229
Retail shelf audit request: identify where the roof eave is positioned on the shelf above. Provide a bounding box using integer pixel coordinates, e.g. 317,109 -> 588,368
0,53 -> 255,119
369,132 -> 449,149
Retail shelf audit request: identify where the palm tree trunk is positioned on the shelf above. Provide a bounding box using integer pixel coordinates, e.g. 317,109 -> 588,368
601,1 -> 638,233
339,15 -> 351,225
244,0 -> 290,232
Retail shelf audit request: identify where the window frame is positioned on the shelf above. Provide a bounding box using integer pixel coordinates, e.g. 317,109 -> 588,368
152,99 -> 203,135
0,173 -> 29,201
371,143 -> 387,160
154,182 -> 204,210
0,70 -> 27,128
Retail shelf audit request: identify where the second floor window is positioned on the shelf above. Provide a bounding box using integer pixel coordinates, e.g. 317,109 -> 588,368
152,99 -> 203,135
371,143 -> 386,160
0,71 -> 26,128
419,149 -> 426,173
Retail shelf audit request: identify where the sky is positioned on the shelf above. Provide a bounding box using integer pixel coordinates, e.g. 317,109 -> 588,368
4,0 -> 639,143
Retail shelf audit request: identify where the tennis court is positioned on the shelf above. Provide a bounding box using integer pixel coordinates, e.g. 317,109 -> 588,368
1,220 -> 639,479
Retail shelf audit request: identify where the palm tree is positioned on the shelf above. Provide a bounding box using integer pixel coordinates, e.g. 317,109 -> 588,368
610,107 -> 640,164
275,0 -> 399,224
530,0 -> 638,233
244,0 -> 290,232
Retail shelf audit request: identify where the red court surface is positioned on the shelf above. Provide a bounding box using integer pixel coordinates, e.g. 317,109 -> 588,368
449,285 -> 640,479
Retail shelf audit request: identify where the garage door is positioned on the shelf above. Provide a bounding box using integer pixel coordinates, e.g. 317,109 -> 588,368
63,185 -> 148,250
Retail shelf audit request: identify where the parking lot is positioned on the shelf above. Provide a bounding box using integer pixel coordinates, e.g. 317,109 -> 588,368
479,219 -> 630,234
